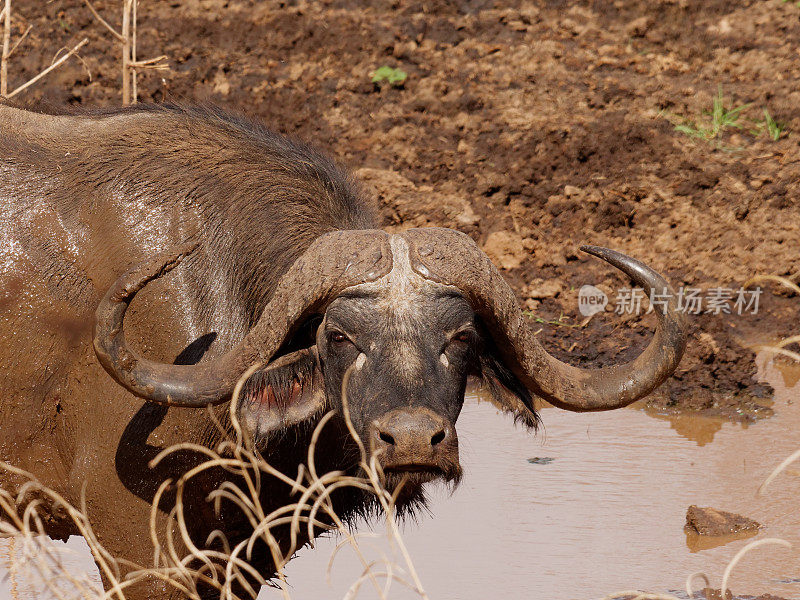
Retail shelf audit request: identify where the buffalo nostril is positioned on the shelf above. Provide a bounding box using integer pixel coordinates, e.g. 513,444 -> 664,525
378,431 -> 395,446
430,430 -> 446,446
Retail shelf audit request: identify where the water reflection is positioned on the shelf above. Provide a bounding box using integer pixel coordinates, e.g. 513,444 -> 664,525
644,410 -> 725,447
263,352 -> 800,600
685,529 -> 759,553
763,355 -> 800,394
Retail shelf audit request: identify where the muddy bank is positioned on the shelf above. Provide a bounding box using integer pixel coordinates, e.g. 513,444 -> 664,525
7,0 -> 800,416
539,288 -> 798,422
614,592 -> 788,600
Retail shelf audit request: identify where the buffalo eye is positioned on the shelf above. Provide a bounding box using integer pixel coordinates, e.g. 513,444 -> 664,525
449,330 -> 474,346
329,331 -> 350,345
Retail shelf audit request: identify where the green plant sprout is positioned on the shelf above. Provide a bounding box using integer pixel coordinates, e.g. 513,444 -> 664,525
763,109 -> 786,141
668,87 -> 787,146
523,311 -> 581,328
748,109 -> 787,140
673,86 -> 749,141
371,66 -> 407,87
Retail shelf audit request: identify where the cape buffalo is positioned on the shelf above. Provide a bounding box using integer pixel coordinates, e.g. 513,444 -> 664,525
0,103 -> 687,599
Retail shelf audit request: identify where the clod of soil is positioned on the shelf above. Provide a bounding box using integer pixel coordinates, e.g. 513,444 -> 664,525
685,505 -> 760,537
614,591 -> 787,600
698,590 -> 788,600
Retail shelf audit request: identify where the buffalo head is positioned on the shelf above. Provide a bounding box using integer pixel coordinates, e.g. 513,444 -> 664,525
94,228 -> 687,499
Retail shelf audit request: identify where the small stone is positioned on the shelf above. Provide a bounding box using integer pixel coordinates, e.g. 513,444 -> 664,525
524,298 -> 540,312
455,202 -> 479,227
685,505 -> 760,536
564,185 -> 582,198
524,279 -> 562,299
482,231 -> 528,270
288,62 -> 304,82
212,70 -> 231,96
625,16 -> 652,37
697,332 -> 720,357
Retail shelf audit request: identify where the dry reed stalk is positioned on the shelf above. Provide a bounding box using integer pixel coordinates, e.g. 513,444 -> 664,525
1,0 -> 10,96
83,0 -> 167,104
685,572 -> 709,598
751,333 -> 800,365
759,447 -> 800,495
0,0 -> 87,99
720,538 -> 792,598
5,39 -> 89,99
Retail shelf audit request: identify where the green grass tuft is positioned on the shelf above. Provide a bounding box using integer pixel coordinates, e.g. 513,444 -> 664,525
667,86 -> 787,147
371,66 -> 408,87
763,109 -> 786,141
673,86 -> 749,142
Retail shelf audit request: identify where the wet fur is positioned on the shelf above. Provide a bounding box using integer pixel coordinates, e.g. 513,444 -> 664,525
0,101 -> 536,598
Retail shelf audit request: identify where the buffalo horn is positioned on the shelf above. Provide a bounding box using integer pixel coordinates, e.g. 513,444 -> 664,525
93,231 -> 393,406
401,227 -> 688,412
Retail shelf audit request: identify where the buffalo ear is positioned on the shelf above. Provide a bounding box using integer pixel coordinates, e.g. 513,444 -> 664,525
476,332 -> 540,430
237,346 -> 326,440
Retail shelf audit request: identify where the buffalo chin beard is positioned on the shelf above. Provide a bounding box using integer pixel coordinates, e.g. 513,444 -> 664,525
367,463 -> 464,518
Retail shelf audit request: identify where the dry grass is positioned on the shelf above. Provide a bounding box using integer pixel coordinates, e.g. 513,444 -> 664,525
83,0 -> 168,104
0,363 -> 428,600
0,0 -> 168,103
601,531 -> 794,600
0,0 -> 89,99
0,464 -> 122,599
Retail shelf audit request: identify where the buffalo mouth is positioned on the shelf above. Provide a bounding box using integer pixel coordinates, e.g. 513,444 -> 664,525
380,463 -> 463,493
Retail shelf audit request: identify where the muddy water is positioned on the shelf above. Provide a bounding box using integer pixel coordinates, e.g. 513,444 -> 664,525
0,535 -> 102,599
1,356 -> 799,599
262,355 -> 800,600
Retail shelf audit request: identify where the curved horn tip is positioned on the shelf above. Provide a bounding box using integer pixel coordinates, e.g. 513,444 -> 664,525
578,244 -> 660,283
580,245 -> 625,261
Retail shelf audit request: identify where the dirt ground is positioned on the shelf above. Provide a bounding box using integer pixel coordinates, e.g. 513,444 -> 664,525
6,0 -> 800,419
619,593 -> 789,600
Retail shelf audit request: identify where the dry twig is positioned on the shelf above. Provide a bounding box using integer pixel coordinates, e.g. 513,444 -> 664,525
1,0 -> 12,96
0,0 -> 89,99
84,0 -> 167,104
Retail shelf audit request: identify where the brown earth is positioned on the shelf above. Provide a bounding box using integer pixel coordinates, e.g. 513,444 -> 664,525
5,0 -> 800,419
615,592 -> 788,600
701,593 -> 789,600
685,505 -> 761,537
